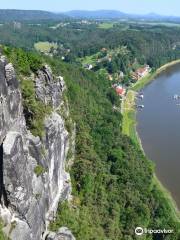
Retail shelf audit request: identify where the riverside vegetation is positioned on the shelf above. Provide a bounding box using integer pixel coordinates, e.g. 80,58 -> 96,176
0,17 -> 180,239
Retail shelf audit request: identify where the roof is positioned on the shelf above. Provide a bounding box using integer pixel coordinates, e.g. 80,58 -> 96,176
136,67 -> 147,74
136,65 -> 149,75
115,87 -> 125,95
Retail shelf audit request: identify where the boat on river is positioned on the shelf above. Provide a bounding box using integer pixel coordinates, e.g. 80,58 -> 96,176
174,94 -> 180,99
138,94 -> 144,99
137,105 -> 144,109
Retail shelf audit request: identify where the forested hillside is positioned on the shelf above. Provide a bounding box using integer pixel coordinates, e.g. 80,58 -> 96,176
47,56 -> 180,240
0,9 -> 66,21
1,21 -> 180,74
2,47 -> 179,240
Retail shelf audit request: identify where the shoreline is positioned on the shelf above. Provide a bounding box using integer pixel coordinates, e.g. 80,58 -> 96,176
132,59 -> 180,91
122,59 -> 180,221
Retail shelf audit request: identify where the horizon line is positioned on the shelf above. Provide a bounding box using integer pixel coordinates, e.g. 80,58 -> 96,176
0,8 -> 179,18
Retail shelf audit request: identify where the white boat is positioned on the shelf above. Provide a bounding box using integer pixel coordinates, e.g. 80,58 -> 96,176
137,105 -> 144,109
139,94 -> 144,99
174,94 -> 180,99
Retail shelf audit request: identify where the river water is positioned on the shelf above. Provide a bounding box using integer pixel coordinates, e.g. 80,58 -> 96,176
136,63 -> 180,209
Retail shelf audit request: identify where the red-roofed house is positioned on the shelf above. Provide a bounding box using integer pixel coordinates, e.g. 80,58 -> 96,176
132,65 -> 151,81
115,86 -> 126,96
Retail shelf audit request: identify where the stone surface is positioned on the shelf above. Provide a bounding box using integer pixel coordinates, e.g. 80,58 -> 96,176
35,65 -> 66,108
0,54 -> 75,240
47,227 -> 76,240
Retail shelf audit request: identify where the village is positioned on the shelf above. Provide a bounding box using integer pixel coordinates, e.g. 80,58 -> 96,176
112,64 -> 151,98
82,48 -> 151,101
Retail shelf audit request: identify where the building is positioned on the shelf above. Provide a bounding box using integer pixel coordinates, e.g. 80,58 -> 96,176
116,87 -> 126,96
132,65 -> 151,81
108,75 -> 113,81
112,84 -> 126,97
119,71 -> 124,78
101,48 -> 107,52
84,64 -> 93,70
13,21 -> 22,29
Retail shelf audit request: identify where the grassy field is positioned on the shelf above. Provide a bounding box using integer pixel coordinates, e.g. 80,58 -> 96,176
79,46 -> 129,67
34,41 -> 58,54
122,90 -> 139,144
98,22 -> 114,29
80,55 -> 97,65
126,20 -> 180,27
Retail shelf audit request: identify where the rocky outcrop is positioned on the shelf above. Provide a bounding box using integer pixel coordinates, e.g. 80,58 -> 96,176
0,55 -> 75,239
35,65 -> 66,108
46,227 -> 75,240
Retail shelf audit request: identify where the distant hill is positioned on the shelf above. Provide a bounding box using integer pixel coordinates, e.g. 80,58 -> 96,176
64,10 -> 180,22
65,10 -> 128,19
0,9 -> 66,22
0,9 -> 180,23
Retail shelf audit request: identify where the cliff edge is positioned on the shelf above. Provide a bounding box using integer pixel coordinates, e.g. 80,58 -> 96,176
0,54 -> 74,240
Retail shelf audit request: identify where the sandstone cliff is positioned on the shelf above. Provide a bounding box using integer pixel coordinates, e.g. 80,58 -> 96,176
0,54 -> 75,240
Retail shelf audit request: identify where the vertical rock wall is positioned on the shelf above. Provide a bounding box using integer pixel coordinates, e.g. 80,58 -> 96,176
0,54 -> 74,240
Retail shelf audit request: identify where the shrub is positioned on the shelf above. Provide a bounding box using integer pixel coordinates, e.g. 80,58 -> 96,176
34,165 -> 46,177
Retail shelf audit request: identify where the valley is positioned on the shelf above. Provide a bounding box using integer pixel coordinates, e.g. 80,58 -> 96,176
0,8 -> 180,240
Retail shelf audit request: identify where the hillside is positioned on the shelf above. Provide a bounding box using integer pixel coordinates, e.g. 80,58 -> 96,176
0,46 -> 178,239
65,10 -> 180,21
0,9 -> 180,22
65,10 -> 128,19
0,9 -> 66,22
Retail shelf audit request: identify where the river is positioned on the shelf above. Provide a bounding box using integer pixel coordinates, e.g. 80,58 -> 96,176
136,63 -> 180,209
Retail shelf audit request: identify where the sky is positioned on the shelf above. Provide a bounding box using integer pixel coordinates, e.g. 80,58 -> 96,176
0,0 -> 180,16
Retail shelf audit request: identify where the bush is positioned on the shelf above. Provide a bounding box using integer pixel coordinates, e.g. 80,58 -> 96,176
34,165 -> 46,177
20,78 -> 52,137
3,47 -> 43,75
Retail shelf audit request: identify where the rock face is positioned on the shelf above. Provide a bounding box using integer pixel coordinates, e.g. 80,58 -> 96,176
0,55 -> 74,239
35,65 -> 66,108
46,227 -> 76,240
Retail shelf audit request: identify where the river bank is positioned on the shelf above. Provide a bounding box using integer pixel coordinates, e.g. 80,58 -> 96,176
132,59 -> 180,91
122,60 -> 180,222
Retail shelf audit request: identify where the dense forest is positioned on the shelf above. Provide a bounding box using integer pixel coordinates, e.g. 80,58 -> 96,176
1,18 -> 180,239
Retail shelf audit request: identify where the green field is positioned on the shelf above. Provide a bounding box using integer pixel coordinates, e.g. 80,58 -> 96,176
81,55 -> 96,65
126,20 -> 180,27
98,22 -> 114,29
122,90 -> 139,144
78,52 -> 100,66
34,41 -> 58,53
